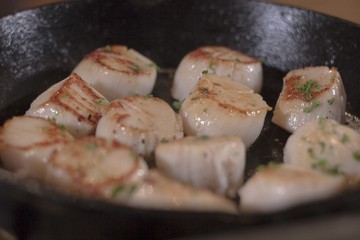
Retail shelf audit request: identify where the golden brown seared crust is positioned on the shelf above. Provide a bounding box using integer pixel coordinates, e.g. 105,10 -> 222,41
48,136 -> 141,196
40,73 -> 105,125
85,46 -> 153,76
0,116 -> 73,151
188,46 -> 258,64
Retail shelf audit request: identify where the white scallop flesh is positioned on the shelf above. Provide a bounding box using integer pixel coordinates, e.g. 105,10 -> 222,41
45,136 -> 148,197
73,45 -> 157,100
155,136 -> 245,198
171,46 -> 263,101
284,118 -> 360,178
96,96 -> 183,158
111,170 -> 237,213
239,164 -> 346,213
272,66 -> 346,133
179,74 -> 271,148
25,73 -> 108,138
0,116 -> 74,180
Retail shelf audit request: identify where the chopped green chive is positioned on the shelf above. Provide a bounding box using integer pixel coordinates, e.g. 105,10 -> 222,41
318,117 -> 326,129
144,94 -> 153,100
341,133 -> 350,143
103,45 -> 112,51
208,58 -> 216,72
111,184 -> 137,198
296,80 -> 321,101
256,161 -> 280,172
95,98 -> 109,106
303,101 -> 320,113
129,151 -> 138,160
202,70 -> 209,74
129,64 -> 141,73
111,184 -> 126,197
172,100 -> 182,110
85,143 -> 98,151
327,98 -> 335,105
148,62 -> 160,71
353,151 -> 360,161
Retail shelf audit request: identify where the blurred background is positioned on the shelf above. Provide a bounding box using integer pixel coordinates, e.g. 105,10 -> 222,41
0,0 -> 359,24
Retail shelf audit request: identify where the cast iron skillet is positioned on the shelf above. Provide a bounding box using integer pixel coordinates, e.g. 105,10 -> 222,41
0,0 -> 360,239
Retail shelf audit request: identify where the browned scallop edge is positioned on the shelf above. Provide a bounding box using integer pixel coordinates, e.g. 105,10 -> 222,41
282,75 -> 334,102
191,82 -> 269,115
188,46 -> 259,64
0,116 -> 72,151
49,137 -> 141,196
41,73 -> 103,125
85,48 -> 152,76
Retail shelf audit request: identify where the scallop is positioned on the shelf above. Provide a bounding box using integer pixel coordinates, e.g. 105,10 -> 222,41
111,170 -> 238,213
45,136 -> 148,197
239,164 -> 346,213
96,95 -> 183,158
0,116 -> 74,180
73,45 -> 157,100
272,66 -> 346,133
171,46 -> 263,101
26,73 -> 108,138
284,118 -> 360,178
179,74 -> 271,148
155,136 -> 246,198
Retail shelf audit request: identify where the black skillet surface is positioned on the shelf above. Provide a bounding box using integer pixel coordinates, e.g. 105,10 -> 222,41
0,0 -> 360,239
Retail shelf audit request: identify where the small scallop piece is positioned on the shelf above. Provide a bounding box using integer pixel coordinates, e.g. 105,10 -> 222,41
26,73 -> 109,138
284,118 -> 360,178
96,95 -> 183,158
73,45 -> 157,100
155,136 -> 246,198
272,66 -> 346,133
45,136 -> 148,197
112,170 -> 238,213
179,74 -> 271,148
0,116 -> 74,180
171,46 -> 262,102
239,164 -> 346,213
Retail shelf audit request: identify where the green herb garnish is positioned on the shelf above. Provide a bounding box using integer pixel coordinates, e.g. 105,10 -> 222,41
208,58 -> 216,73
341,133 -> 350,143
172,100 -> 182,110
327,98 -> 335,105
148,62 -> 160,71
103,45 -> 112,51
296,79 -> 321,101
129,64 -> 141,73
111,184 -> 137,198
85,143 -> 98,151
95,98 -> 109,106
303,101 -> 320,113
353,151 -> 360,161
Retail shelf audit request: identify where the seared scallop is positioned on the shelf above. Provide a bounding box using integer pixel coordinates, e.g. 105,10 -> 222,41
155,136 -> 246,198
171,46 -> 262,101
0,116 -> 73,180
26,73 -> 108,138
179,74 -> 271,148
272,66 -> 346,133
239,164 -> 346,213
96,95 -> 183,158
73,45 -> 157,100
284,118 -> 360,178
45,136 -> 148,197
111,170 -> 238,213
